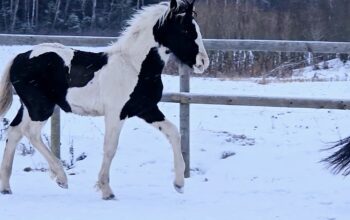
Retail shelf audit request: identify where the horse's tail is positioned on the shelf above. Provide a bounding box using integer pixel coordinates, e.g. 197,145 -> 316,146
0,59 -> 14,117
322,136 -> 350,175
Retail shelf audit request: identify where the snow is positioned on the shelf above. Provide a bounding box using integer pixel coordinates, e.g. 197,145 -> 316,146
292,59 -> 350,81
0,45 -> 350,220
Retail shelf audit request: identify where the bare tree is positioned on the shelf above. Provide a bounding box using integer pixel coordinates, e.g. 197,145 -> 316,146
35,0 -> 39,26
64,0 -> 71,21
91,0 -> 97,29
31,0 -> 36,27
25,0 -> 30,29
52,0 -> 61,30
81,0 -> 86,17
1,0 -> 8,30
108,0 -> 116,22
10,0 -> 19,32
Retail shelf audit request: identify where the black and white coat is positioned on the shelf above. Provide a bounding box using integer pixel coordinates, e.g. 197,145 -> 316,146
0,0 -> 209,199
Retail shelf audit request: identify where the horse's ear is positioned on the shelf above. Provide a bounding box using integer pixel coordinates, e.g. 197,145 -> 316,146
170,0 -> 177,10
185,1 -> 194,19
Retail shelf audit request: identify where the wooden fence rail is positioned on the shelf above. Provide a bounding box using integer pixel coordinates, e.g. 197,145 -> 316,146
2,34 -> 350,53
162,93 -> 350,110
1,34 -> 349,177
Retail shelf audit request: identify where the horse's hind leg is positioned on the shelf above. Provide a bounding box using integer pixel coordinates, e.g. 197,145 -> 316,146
0,108 -> 24,194
23,115 -> 68,189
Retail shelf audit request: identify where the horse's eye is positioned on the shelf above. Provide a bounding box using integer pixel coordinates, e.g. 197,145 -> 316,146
182,30 -> 189,35
192,11 -> 197,18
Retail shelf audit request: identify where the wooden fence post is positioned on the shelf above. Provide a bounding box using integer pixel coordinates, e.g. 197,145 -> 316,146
179,63 -> 191,178
51,107 -> 61,159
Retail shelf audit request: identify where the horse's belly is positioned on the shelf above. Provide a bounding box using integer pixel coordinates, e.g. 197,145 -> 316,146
66,78 -> 103,116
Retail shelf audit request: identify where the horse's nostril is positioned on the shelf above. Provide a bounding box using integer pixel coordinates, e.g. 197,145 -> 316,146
201,59 -> 205,65
196,64 -> 203,69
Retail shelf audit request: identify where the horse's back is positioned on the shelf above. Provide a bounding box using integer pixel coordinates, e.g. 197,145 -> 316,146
30,43 -> 74,66
9,43 -> 109,120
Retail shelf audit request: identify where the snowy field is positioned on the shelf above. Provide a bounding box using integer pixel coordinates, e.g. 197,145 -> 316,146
0,46 -> 350,220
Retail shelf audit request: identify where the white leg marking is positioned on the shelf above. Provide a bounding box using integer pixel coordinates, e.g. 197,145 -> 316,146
97,116 -> 124,200
24,119 -> 68,189
152,119 -> 185,193
0,126 -> 23,194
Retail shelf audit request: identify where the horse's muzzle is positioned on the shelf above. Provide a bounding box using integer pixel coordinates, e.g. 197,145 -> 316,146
193,52 -> 209,74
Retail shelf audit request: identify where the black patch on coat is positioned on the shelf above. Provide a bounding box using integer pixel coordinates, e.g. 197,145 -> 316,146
69,51 -> 108,87
120,47 -> 165,123
10,51 -> 69,121
10,105 -> 24,127
9,49 -> 108,122
138,106 -> 165,123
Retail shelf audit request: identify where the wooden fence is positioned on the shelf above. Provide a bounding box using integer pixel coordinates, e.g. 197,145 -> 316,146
1,34 -> 350,177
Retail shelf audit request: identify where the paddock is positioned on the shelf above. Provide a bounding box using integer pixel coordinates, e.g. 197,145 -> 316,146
1,34 -> 350,176
0,37 -> 349,219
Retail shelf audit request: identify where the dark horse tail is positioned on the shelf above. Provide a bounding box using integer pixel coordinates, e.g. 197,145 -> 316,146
322,136 -> 350,175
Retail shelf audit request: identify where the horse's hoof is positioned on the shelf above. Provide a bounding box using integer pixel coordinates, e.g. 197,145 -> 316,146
173,183 -> 184,194
57,181 -> 68,189
103,194 -> 116,200
1,189 -> 12,195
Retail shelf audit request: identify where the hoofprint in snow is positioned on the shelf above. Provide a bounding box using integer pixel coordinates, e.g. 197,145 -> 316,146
0,45 -> 349,220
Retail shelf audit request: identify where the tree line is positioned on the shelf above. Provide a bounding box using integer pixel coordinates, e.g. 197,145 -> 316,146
1,0 -> 349,77
196,0 -> 350,77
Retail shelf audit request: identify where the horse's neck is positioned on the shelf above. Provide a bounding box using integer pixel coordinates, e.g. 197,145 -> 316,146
109,29 -> 165,75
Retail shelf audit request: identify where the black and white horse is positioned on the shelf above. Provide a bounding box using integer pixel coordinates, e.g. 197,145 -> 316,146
0,0 -> 209,199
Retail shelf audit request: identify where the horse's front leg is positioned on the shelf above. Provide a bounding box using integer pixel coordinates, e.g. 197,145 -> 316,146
138,107 -> 185,193
96,115 -> 124,200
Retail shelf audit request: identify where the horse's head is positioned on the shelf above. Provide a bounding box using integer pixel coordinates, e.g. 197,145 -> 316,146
153,0 -> 209,74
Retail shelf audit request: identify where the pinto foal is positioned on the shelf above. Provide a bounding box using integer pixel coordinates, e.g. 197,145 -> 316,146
0,0 -> 209,199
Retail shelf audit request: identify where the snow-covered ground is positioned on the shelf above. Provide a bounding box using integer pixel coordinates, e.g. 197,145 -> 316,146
0,46 -> 349,220
292,58 -> 350,81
